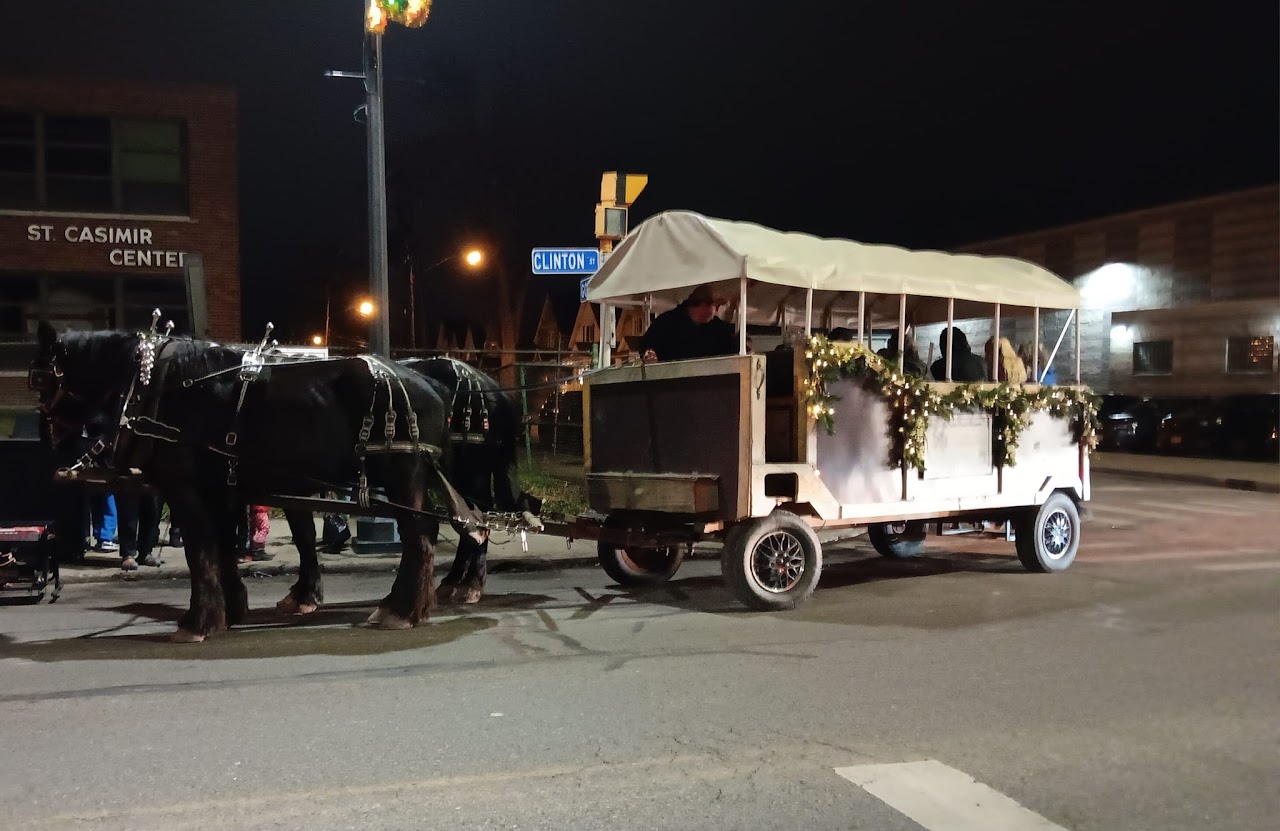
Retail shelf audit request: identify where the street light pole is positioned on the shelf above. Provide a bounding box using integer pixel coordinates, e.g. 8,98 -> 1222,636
365,31 -> 391,358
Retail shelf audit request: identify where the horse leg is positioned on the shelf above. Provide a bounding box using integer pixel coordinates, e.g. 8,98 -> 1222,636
278,509 -> 322,615
168,494 -> 227,643
436,525 -> 471,603
214,496 -> 249,628
455,525 -> 489,604
368,460 -> 435,629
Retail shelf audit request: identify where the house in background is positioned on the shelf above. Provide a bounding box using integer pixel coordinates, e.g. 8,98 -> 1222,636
568,303 -> 647,363
915,184 -> 1278,397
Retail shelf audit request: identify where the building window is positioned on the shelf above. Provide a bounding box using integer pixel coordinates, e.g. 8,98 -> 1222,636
1225,335 -> 1274,374
0,111 -> 188,215
1132,340 -> 1173,376
581,324 -> 597,344
0,112 -> 37,209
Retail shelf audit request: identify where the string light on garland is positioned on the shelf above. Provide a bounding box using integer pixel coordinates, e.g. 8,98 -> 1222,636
366,0 -> 433,34
803,334 -> 1100,474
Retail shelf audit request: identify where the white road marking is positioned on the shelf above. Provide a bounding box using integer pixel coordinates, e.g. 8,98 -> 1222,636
1092,548 -> 1272,564
1195,561 -> 1280,572
1135,501 -> 1254,518
834,759 -> 1069,831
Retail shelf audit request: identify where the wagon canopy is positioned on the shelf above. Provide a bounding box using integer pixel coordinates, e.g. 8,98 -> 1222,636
583,211 -> 1079,326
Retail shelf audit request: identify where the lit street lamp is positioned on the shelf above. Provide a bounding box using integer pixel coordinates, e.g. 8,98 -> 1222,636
407,247 -> 484,350
312,335 -> 324,346
358,300 -> 376,317
363,0 -> 435,357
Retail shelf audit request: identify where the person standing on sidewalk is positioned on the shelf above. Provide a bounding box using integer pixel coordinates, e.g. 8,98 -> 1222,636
235,504 -> 274,563
89,492 -> 118,554
117,491 -> 164,571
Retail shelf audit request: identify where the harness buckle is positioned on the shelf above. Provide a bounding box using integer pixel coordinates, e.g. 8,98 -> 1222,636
225,431 -> 238,447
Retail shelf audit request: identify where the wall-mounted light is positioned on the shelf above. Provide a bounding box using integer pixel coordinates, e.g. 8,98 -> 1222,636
1081,262 -> 1137,305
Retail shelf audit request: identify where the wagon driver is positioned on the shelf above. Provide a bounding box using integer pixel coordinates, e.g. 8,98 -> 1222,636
640,284 -> 738,363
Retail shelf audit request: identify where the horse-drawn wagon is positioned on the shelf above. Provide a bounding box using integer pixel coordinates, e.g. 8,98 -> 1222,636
546,211 -> 1098,611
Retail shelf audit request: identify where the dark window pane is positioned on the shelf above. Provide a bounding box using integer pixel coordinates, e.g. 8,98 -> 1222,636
44,115 -> 111,145
47,276 -> 117,331
123,276 -> 188,333
121,181 -> 187,214
46,175 -> 113,211
0,111 -> 35,141
0,275 -> 39,337
120,150 -> 183,183
1133,341 -> 1173,375
0,172 -> 37,208
117,120 -> 181,154
0,143 -> 35,173
45,145 -> 111,176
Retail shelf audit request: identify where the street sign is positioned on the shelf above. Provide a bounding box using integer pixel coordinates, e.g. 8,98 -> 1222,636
531,248 -> 600,275
580,277 -> 590,302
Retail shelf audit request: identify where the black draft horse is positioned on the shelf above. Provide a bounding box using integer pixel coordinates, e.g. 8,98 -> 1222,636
32,323 -> 479,642
275,356 -> 531,614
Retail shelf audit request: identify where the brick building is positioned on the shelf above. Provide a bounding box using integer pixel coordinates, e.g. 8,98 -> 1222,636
918,185 -> 1279,397
0,77 -> 240,409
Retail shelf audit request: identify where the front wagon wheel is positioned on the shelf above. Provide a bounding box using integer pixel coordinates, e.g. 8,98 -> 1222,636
597,541 -> 685,587
722,512 -> 822,611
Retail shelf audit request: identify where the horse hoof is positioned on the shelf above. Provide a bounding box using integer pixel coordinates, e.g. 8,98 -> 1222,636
461,587 -> 482,604
377,613 -> 413,630
366,606 -> 387,625
295,603 -> 318,615
436,583 -> 458,603
276,596 -> 299,614
169,628 -> 206,644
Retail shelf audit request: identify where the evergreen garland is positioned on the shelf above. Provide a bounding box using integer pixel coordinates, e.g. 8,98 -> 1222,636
802,335 -> 1100,473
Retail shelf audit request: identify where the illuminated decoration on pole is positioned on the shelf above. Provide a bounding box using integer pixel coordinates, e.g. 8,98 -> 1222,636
366,0 -> 432,34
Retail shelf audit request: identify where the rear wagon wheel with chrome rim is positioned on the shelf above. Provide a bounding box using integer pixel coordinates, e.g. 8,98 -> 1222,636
1014,492 -> 1081,573
721,512 -> 822,611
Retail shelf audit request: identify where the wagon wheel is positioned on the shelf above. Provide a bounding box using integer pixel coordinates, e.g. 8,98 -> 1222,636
867,521 -> 927,558
597,540 -> 686,587
1013,492 -> 1081,573
721,512 -> 822,611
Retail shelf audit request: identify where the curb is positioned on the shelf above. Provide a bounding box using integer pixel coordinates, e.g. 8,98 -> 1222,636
1095,467 -> 1280,494
56,555 -> 603,586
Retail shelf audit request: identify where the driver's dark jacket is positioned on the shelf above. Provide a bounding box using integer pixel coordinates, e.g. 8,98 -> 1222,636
639,304 -> 738,362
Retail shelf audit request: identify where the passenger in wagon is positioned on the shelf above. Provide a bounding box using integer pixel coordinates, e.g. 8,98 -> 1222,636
876,331 -> 926,376
985,336 -> 1029,385
929,327 -> 986,382
640,284 -> 738,363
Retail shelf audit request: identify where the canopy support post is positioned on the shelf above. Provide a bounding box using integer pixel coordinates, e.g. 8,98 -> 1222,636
804,288 -> 813,337
897,293 -> 907,371
599,303 -> 612,369
991,303 -> 1001,382
856,291 -> 866,343
945,297 -> 954,381
1043,308 -> 1075,383
1074,307 -> 1082,384
1032,307 -> 1040,383
738,276 -> 748,356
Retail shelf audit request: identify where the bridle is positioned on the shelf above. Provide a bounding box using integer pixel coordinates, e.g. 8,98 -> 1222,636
29,339 -> 136,455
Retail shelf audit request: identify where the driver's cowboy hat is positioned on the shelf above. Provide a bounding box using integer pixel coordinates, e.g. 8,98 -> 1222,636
686,285 -> 727,307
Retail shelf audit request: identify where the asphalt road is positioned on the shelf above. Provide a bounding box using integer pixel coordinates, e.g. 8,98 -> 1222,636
1,475 -> 1277,831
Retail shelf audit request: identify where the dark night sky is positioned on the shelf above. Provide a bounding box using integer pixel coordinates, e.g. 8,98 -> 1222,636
1,1 -> 1276,342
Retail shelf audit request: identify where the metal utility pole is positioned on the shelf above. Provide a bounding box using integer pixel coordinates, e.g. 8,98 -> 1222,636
365,32 -> 391,357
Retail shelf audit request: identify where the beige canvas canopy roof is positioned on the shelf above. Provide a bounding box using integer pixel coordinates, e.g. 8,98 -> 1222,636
583,211 -> 1078,327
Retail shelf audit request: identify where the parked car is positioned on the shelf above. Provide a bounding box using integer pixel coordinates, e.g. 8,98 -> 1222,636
1097,395 -> 1167,453
535,390 -> 583,453
1155,398 -> 1220,455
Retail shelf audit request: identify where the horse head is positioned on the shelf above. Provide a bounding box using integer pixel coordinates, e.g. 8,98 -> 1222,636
30,322 -> 140,451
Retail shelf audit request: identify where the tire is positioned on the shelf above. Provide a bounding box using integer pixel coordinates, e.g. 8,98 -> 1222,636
597,540 -> 685,587
867,521 -> 927,558
722,512 -> 823,611
1014,492 -> 1081,573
